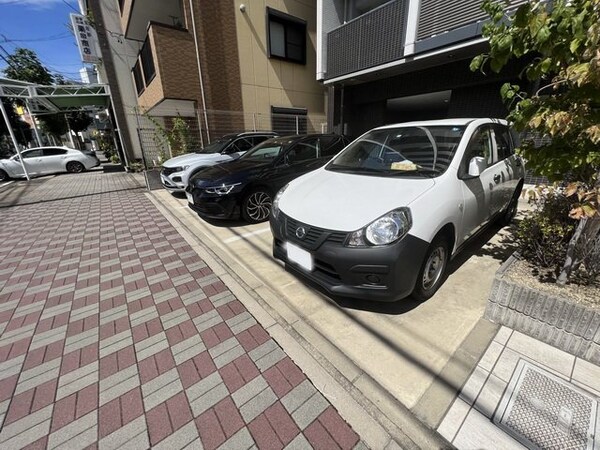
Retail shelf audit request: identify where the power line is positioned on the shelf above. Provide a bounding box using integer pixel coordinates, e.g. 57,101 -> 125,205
0,33 -> 72,43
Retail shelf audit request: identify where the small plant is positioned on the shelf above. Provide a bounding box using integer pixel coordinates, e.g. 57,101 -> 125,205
127,161 -> 144,173
110,154 -> 121,164
515,185 -> 577,274
145,114 -> 194,158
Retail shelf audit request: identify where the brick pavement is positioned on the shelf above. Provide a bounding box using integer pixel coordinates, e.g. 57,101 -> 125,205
0,173 -> 364,449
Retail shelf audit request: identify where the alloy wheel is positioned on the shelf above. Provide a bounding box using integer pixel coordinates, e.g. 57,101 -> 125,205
245,191 -> 272,222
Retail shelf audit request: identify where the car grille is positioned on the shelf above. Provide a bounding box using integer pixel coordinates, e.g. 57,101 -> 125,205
282,214 -> 347,250
162,166 -> 182,176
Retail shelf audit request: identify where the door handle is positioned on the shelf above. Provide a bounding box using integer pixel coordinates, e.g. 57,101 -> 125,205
494,174 -> 501,184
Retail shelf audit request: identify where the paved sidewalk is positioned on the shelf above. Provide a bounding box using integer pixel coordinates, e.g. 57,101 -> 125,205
0,173 -> 363,449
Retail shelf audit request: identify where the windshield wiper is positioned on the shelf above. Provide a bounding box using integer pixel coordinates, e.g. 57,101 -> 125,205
384,167 -> 440,177
327,165 -> 383,174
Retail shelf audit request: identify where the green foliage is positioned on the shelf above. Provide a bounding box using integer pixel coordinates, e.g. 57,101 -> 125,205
471,0 -> 600,187
110,154 -> 120,164
3,48 -> 54,85
0,99 -> 31,145
146,114 -> 194,158
40,114 -> 68,139
67,111 -> 93,133
516,186 -> 577,272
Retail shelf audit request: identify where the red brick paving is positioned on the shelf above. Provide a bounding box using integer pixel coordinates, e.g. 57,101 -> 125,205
0,173 -> 362,449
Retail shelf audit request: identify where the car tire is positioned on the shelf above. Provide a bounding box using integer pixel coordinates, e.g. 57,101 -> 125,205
0,169 -> 9,182
241,188 -> 272,223
66,161 -> 85,173
412,235 -> 449,301
498,184 -> 522,226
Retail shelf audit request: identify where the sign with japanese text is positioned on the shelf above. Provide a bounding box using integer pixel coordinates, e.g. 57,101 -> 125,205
70,13 -> 101,64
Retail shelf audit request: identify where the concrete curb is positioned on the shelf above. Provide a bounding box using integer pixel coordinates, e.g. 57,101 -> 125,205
485,254 -> 600,364
146,192 -> 453,450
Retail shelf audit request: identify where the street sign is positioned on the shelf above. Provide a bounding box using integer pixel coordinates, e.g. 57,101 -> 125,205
70,13 -> 101,64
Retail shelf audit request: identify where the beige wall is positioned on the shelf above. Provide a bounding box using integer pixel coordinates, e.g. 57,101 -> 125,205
233,0 -> 326,129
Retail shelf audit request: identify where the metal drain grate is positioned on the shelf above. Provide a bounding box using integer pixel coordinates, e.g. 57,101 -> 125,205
495,361 -> 598,450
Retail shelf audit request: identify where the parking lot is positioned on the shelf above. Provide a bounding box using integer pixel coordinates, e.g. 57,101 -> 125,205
153,189 -> 525,426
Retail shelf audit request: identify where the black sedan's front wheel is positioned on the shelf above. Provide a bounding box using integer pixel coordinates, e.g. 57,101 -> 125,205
242,189 -> 272,223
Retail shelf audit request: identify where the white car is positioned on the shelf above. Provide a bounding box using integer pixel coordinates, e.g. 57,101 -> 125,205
270,119 -> 525,302
160,132 -> 277,192
0,146 -> 100,181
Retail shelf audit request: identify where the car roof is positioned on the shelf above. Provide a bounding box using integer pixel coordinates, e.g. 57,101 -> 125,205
374,118 -> 508,129
22,146 -> 74,151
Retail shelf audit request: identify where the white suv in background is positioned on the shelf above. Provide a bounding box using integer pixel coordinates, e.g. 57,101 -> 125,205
270,119 -> 525,302
160,132 -> 277,192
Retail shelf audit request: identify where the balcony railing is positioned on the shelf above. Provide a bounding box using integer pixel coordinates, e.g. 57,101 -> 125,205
326,0 -> 409,80
417,0 -> 530,42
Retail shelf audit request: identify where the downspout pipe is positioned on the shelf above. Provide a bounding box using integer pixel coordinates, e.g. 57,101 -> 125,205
189,0 -> 211,143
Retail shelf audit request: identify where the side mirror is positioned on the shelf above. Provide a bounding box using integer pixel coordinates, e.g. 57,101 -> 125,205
468,156 -> 487,177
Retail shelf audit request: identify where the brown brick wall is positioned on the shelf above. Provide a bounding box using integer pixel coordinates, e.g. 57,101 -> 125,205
182,0 -> 243,112
137,24 -> 201,111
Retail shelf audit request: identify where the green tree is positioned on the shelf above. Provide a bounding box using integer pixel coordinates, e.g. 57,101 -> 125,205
40,114 -> 68,139
471,0 -> 600,283
3,48 -> 54,85
0,99 -> 31,148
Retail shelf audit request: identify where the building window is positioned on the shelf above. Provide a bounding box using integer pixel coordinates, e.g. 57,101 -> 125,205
140,39 -> 156,85
267,8 -> 306,64
132,60 -> 144,95
271,106 -> 307,135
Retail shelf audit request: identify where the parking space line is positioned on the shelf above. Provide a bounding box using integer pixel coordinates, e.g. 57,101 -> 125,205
0,181 -> 14,189
223,227 -> 272,243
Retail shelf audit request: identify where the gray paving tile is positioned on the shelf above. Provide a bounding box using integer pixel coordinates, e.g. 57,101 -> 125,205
98,416 -> 148,450
217,427 -> 254,450
291,391 -> 328,429
153,421 -> 199,450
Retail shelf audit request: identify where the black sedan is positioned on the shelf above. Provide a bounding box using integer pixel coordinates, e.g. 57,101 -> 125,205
186,134 -> 349,223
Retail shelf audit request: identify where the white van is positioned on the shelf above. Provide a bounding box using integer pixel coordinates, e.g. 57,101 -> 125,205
270,119 -> 525,302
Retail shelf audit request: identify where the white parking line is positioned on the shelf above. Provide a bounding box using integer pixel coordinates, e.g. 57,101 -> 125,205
0,181 -> 14,189
223,227 -> 272,243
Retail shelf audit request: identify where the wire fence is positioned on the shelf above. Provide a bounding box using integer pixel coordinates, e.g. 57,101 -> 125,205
131,109 -> 328,169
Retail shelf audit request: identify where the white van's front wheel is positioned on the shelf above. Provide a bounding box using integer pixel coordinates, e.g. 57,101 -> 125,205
412,236 -> 449,301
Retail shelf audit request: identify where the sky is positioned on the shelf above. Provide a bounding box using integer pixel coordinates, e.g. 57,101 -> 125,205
0,0 -> 85,83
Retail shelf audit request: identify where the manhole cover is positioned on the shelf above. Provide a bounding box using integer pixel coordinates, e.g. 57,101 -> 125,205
495,360 -> 598,450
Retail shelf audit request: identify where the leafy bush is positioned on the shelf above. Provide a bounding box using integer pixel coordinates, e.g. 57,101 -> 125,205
516,186 -> 577,273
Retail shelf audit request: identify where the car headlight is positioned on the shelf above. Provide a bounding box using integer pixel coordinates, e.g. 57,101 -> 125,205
272,184 -> 289,220
204,183 -> 241,195
347,208 -> 412,247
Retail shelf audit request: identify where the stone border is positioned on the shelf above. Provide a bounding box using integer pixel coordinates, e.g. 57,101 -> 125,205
484,254 -> 600,364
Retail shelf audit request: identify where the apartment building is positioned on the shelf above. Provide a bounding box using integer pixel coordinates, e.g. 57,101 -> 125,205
101,0 -> 325,157
318,0 -> 532,136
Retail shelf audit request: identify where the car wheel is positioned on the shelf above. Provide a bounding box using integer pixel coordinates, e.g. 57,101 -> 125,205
66,161 -> 85,173
412,236 -> 449,301
498,186 -> 521,226
242,189 -> 272,223
0,169 -> 9,182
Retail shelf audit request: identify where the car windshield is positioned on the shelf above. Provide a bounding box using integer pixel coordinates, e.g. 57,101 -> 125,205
238,139 -> 291,162
326,126 -> 465,177
196,136 -> 234,154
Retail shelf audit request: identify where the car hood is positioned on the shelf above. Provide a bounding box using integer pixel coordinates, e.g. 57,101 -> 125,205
192,159 -> 270,185
279,168 -> 436,231
163,152 -> 226,168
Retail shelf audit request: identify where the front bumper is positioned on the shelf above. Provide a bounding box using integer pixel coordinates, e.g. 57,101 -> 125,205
161,172 -> 185,192
187,188 -> 241,219
270,213 -> 429,302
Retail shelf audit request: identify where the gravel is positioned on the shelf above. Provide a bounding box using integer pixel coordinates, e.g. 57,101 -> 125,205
504,258 -> 600,309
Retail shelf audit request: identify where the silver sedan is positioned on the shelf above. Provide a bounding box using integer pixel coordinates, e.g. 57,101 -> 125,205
0,146 -> 101,181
